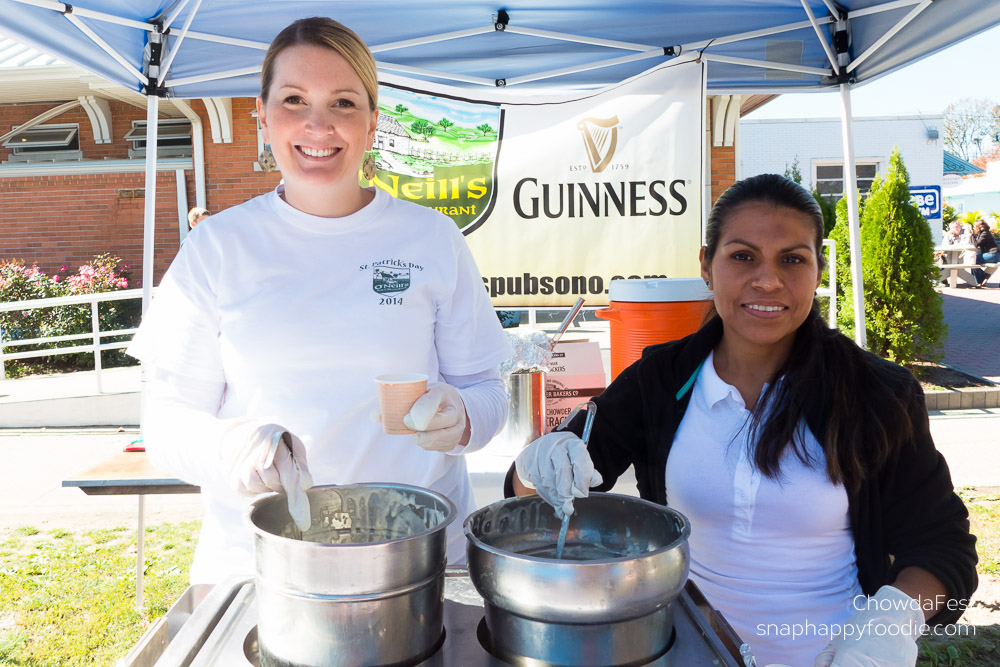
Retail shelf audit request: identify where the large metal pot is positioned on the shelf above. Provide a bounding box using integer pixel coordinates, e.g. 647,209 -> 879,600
465,493 -> 690,667
247,483 -> 456,667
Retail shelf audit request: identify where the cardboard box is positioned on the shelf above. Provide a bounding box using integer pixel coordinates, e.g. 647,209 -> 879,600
545,340 -> 606,432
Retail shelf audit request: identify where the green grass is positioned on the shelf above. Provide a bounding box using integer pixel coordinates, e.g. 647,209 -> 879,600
919,626 -> 1000,667
916,489 -> 1000,667
0,521 -> 198,666
962,489 -> 1000,576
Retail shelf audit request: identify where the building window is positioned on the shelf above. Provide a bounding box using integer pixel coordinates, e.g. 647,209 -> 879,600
124,119 -> 192,158
2,123 -> 82,162
813,161 -> 880,199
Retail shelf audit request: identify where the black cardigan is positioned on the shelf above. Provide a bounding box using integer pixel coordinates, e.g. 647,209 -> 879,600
973,229 -> 998,255
505,314 -> 977,625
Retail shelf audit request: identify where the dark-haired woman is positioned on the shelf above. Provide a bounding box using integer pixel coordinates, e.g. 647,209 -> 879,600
971,219 -> 998,287
509,174 -> 976,667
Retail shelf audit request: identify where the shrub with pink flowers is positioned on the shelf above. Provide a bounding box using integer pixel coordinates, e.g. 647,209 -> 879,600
0,260 -> 63,349
1,254 -> 140,377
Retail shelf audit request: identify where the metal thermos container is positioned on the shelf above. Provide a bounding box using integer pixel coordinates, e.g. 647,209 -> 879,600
504,369 -> 546,452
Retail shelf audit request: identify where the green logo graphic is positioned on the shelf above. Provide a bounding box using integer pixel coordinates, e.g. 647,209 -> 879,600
361,87 -> 501,234
373,264 -> 411,294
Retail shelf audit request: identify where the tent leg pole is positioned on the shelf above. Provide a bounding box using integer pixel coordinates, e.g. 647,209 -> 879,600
136,494 -> 145,611
141,95 -> 159,317
839,81 -> 866,349
139,93 -> 160,447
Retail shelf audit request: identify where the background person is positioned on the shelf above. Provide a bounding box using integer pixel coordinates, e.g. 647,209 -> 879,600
937,221 -> 963,286
187,206 -> 210,230
942,221 -> 962,246
508,174 -> 977,667
971,219 -> 999,287
128,17 -> 511,583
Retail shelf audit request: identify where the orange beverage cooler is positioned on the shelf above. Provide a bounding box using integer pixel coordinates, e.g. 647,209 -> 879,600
596,278 -> 712,380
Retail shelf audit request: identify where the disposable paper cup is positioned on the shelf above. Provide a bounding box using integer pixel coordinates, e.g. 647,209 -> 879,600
375,374 -> 428,435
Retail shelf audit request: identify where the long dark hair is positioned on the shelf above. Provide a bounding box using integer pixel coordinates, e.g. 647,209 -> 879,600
705,174 -> 909,493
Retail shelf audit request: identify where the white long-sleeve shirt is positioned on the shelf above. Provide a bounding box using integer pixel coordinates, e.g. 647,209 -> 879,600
130,187 -> 511,582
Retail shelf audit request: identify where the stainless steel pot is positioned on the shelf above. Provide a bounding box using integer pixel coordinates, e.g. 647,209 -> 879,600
464,493 -> 690,667
247,483 -> 456,667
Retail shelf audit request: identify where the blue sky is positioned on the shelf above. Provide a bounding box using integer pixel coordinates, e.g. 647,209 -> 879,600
745,24 -> 1000,119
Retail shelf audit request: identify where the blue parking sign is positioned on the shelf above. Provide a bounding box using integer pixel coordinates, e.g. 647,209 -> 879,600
910,185 -> 941,220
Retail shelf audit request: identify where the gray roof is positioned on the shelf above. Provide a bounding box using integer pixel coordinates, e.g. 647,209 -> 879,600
943,151 -> 985,176
376,114 -> 409,138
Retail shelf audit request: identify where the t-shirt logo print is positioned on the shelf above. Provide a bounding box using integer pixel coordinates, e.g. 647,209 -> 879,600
373,264 -> 411,294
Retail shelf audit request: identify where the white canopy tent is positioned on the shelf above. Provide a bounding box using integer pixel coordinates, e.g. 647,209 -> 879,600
2,0 -> 1000,347
3,0 -> 998,611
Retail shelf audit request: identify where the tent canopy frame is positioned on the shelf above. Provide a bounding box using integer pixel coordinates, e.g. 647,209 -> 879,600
7,0 -> 940,93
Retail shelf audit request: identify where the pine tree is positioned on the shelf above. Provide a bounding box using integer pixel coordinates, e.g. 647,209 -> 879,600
783,156 -> 802,184
858,148 -> 946,364
812,190 -> 837,236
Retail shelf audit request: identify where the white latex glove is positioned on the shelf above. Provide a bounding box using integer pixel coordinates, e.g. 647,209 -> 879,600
813,586 -> 923,667
220,421 -> 313,532
400,382 -> 468,453
514,431 -> 603,519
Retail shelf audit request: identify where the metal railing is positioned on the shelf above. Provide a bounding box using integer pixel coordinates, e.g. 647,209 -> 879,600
0,288 -> 143,393
819,239 -> 837,326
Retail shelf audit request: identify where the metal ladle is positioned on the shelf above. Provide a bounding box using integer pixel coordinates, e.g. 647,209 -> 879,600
555,400 -> 597,559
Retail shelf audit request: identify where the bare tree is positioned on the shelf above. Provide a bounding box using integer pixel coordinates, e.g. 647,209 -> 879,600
943,98 -> 1000,160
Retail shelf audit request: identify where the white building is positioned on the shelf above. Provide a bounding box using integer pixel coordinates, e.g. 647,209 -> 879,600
374,114 -> 412,156
740,114 -> 944,239
741,114 -> 943,194
946,160 -> 1000,219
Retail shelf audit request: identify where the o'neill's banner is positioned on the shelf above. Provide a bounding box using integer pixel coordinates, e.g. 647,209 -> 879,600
364,61 -> 705,307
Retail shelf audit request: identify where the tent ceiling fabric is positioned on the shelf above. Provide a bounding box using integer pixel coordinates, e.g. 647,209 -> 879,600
1,0 -> 999,100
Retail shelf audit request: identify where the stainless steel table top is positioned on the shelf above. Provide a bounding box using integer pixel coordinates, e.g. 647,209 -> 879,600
124,569 -> 744,667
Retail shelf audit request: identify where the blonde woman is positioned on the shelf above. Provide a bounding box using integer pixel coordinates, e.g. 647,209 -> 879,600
129,17 -> 511,583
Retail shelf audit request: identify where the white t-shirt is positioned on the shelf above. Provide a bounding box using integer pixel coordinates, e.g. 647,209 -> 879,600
129,186 -> 511,582
665,352 -> 863,667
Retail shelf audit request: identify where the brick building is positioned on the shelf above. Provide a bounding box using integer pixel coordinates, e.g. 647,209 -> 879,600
1,98 -> 283,283
1,39 -> 761,289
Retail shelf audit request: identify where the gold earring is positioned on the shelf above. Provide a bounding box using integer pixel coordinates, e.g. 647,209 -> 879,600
362,153 -> 376,181
258,144 -> 277,173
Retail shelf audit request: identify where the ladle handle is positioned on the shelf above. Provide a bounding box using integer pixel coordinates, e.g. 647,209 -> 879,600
555,400 -> 597,446
581,401 -> 596,446
549,298 -> 585,349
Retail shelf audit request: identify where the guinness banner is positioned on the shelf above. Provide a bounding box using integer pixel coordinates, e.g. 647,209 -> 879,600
365,61 -> 705,307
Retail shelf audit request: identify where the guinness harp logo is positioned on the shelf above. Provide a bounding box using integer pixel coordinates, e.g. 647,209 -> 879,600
577,116 -> 620,173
